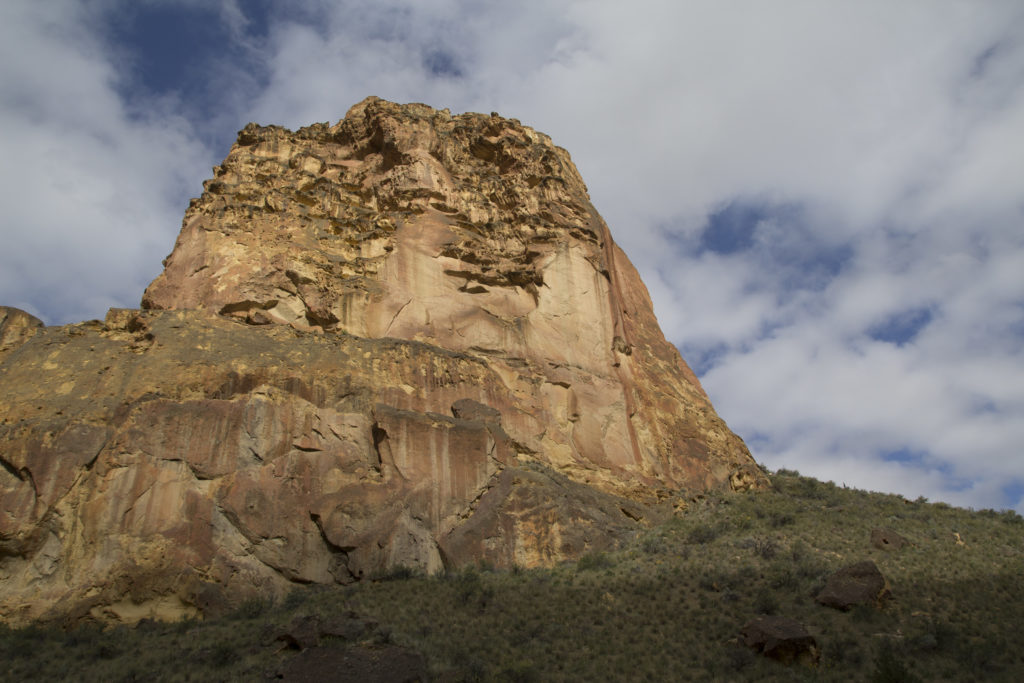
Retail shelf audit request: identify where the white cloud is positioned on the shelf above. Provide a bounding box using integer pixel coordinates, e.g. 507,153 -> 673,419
0,0 -> 211,323
1,0 -> 1022,510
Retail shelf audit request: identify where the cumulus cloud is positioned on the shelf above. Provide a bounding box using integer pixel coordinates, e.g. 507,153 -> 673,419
1,0 -> 1021,511
0,0 -> 211,323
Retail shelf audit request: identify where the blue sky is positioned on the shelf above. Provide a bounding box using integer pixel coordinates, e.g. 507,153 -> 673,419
2,0 -> 1023,512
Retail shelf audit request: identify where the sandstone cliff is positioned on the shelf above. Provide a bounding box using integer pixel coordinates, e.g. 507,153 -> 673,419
0,98 -> 767,625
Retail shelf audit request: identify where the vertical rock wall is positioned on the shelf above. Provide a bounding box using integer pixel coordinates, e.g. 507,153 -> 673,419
143,96 -> 765,498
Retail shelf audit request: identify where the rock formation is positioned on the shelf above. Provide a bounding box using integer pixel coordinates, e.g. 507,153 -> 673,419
0,97 -> 767,625
815,561 -> 891,611
740,615 -> 820,665
870,527 -> 910,551
0,307 -> 43,350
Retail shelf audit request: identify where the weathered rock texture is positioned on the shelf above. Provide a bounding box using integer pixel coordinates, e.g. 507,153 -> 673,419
0,306 -> 43,351
870,527 -> 910,551
0,97 -> 767,625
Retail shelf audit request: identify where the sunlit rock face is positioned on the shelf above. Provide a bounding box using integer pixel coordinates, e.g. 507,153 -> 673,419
0,98 -> 767,625
0,307 -> 43,350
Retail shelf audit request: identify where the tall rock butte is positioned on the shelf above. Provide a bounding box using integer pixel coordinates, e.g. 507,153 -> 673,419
0,97 -> 767,625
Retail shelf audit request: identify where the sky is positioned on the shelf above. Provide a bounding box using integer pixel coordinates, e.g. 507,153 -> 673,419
2,0 -> 1023,512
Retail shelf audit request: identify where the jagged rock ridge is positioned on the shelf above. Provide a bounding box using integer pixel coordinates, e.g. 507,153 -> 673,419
0,98 -> 767,625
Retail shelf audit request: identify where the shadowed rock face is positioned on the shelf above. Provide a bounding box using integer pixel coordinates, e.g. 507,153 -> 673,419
0,98 -> 767,625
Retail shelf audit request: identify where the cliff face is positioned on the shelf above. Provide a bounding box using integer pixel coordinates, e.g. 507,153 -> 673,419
0,98 -> 767,625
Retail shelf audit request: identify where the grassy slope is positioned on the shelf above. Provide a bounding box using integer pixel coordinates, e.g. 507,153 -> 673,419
2,471 -> 1022,681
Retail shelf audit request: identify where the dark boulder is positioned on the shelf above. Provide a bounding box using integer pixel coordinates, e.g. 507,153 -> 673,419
871,528 -> 909,551
274,615 -> 323,651
270,612 -> 379,651
816,560 -> 890,610
740,615 -> 819,665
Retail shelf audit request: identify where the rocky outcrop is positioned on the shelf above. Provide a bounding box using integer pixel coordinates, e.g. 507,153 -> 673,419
0,306 -> 43,352
0,98 -> 767,625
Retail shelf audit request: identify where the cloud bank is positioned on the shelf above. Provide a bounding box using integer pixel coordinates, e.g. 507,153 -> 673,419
2,0 -> 1022,511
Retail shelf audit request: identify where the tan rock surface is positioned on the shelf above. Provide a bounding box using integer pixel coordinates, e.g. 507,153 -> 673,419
0,306 -> 43,353
143,96 -> 763,497
0,98 -> 767,625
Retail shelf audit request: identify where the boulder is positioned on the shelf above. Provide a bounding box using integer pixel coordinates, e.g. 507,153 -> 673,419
272,612 -> 378,651
871,528 -> 909,551
815,560 -> 891,610
740,615 -> 819,665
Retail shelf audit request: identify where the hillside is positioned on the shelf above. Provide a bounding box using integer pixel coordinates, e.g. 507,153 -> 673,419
3,470 -> 1021,681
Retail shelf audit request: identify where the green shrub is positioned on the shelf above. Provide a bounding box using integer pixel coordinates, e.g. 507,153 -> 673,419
204,642 -> 241,668
753,589 -> 779,615
576,551 -> 615,571
1002,509 -> 1024,525
698,570 -> 723,592
499,659 -> 540,682
870,642 -> 923,683
640,535 -> 667,555
752,537 -> 777,559
723,645 -> 756,673
228,597 -> 271,620
686,523 -> 719,545
770,511 -> 795,527
448,566 -> 495,611
765,563 -> 800,591
458,656 -> 489,681
823,637 -> 865,668
374,564 -> 419,581
282,587 -> 310,611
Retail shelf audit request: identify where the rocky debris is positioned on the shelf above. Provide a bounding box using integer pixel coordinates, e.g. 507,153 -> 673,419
0,98 -> 767,625
739,615 -> 819,665
871,528 -> 910,551
0,306 -> 43,353
815,560 -> 891,610
277,643 -> 428,682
